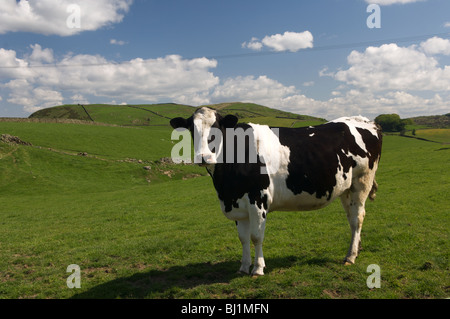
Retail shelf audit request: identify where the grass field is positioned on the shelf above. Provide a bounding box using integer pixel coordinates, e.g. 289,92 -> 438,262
0,108 -> 448,299
411,129 -> 450,144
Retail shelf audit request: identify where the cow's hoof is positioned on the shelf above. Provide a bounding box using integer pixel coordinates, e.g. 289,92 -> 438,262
238,264 -> 251,275
251,268 -> 265,277
343,257 -> 355,266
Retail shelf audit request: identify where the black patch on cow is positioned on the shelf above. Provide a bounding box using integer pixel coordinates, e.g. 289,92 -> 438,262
171,108 -> 270,214
211,124 -> 270,213
356,127 -> 383,169
277,122 -> 381,200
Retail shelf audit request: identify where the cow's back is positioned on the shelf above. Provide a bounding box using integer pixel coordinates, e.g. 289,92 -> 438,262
254,117 -> 382,212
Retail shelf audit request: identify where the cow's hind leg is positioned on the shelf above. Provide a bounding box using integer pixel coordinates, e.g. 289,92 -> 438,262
236,219 -> 251,274
340,172 -> 374,265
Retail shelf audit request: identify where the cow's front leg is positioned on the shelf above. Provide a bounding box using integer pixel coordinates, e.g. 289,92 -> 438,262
249,206 -> 267,276
236,219 -> 251,274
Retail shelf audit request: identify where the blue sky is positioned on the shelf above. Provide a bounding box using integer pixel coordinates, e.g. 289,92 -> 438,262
0,0 -> 449,119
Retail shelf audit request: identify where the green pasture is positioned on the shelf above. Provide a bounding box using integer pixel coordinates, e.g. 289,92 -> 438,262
0,118 -> 448,299
28,102 -> 325,128
410,128 -> 450,144
30,103 -> 196,127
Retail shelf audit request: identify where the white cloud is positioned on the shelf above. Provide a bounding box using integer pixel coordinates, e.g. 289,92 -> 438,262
211,75 -> 297,106
70,94 -> 89,105
445,22 -> 450,27
4,79 -> 63,113
242,37 -> 263,51
243,31 -> 313,52
365,0 -> 425,5
0,45 -> 219,113
0,0 -> 132,36
213,37 -> 450,120
333,41 -> 450,92
29,44 -> 54,64
420,36 -> 450,55
110,39 -> 127,46
280,89 -> 450,120
2,37 -> 449,119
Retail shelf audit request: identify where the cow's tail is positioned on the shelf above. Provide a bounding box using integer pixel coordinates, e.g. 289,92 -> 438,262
368,179 -> 378,201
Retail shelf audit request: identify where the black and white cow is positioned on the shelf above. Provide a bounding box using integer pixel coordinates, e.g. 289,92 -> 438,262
170,107 -> 382,276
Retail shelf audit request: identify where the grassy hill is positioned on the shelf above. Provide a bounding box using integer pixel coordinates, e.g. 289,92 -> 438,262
401,113 -> 450,144
28,102 -> 326,128
408,113 -> 450,129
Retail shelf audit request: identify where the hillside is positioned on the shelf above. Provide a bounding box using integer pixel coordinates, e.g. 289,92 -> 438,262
408,113 -> 450,129
28,102 -> 326,127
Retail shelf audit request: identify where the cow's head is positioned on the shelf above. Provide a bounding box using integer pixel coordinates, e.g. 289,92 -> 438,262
170,107 -> 238,166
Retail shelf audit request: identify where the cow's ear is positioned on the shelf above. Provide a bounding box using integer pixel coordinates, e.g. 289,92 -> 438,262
222,115 -> 238,128
170,117 -> 188,129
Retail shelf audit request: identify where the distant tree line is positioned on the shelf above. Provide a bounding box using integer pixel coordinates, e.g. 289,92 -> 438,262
374,114 -> 413,133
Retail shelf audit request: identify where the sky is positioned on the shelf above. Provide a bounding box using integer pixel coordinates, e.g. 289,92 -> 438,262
0,0 -> 449,120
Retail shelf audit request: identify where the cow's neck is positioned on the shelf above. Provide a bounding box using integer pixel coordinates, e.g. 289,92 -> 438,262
205,164 -> 216,178
205,162 -> 226,191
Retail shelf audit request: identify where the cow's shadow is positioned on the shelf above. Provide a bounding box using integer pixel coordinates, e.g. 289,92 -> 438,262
70,255 -> 329,299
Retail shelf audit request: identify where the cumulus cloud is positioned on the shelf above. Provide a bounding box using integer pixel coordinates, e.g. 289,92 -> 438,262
4,79 -> 63,113
0,45 -> 219,112
241,37 -> 263,51
70,94 -> 89,105
223,37 -> 450,119
28,44 -> 55,64
0,0 -> 132,36
211,75 -> 297,105
243,31 -> 313,52
333,41 -> 450,92
280,89 -> 450,120
208,75 -> 449,120
420,36 -> 450,55
2,36 -> 449,119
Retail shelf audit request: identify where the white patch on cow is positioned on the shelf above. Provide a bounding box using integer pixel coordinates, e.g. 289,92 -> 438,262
309,133 -> 315,137
219,196 -> 249,220
333,153 -> 353,195
192,107 -> 222,165
248,123 -> 290,177
331,116 -> 378,154
332,116 -> 379,138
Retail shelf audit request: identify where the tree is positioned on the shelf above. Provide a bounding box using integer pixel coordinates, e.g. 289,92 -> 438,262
374,114 -> 407,132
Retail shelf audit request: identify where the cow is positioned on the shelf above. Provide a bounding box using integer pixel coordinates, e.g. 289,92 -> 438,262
170,107 -> 382,276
